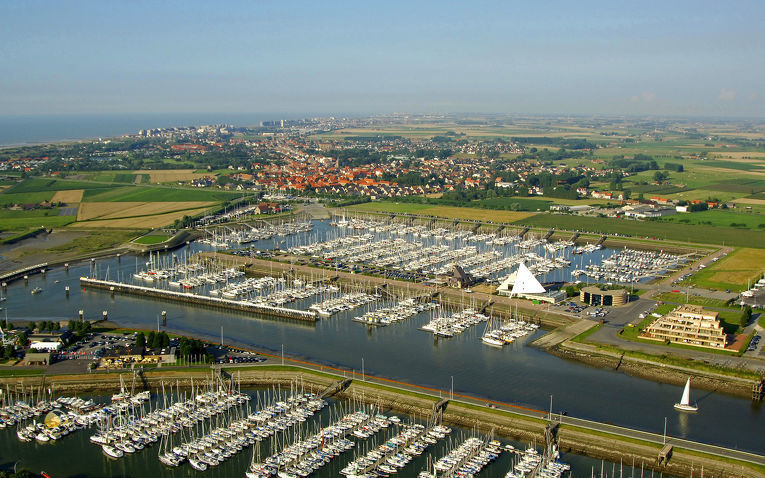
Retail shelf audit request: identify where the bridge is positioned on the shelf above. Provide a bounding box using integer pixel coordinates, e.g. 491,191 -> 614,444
319,378 -> 352,398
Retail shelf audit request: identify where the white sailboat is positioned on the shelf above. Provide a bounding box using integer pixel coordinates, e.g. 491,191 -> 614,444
674,377 -> 698,412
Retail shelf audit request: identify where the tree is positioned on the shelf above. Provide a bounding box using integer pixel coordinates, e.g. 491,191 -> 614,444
68,319 -> 76,331
147,331 -> 156,349
653,171 -> 669,183
136,332 -> 146,349
28,321 -> 36,332
17,331 -> 29,347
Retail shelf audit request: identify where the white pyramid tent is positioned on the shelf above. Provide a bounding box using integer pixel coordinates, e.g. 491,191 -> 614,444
496,270 -> 518,294
510,263 -> 546,297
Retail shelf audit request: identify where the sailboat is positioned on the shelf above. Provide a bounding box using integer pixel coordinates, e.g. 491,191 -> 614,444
674,378 -> 698,412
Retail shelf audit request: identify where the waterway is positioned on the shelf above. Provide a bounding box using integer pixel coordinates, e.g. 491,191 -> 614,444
0,391 -> 658,478
1,221 -> 762,455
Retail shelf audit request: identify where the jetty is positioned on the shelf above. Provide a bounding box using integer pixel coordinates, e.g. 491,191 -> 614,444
0,262 -> 49,284
79,277 -> 317,322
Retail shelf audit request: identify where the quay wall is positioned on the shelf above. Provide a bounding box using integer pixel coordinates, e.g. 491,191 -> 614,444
79,277 -> 317,322
2,367 -> 761,478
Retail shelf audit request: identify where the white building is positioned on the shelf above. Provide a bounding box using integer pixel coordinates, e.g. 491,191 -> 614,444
497,263 -> 566,304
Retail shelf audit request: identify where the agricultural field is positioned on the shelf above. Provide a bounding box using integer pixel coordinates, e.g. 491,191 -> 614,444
0,176 -> 244,234
82,185 -> 243,202
346,201 -> 537,223
68,207 -> 211,229
0,206 -> 75,232
0,215 -> 75,231
0,191 -> 54,206
3,178 -> 113,193
515,214 -> 765,248
134,169 -> 210,183
681,248 -> 765,292
658,209 -> 765,229
51,189 -> 84,203
77,201 -> 215,221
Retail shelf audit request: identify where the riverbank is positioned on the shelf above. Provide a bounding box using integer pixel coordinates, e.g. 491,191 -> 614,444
1,365 -> 762,478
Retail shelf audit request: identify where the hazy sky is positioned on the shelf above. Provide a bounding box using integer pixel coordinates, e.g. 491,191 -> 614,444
1,0 -> 763,117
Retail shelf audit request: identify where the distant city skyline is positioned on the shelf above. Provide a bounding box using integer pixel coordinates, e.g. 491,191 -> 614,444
2,0 -> 763,118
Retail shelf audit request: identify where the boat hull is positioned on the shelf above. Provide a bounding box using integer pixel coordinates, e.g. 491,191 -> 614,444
673,403 -> 698,412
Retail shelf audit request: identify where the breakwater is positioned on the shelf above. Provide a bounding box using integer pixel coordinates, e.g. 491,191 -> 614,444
79,276 -> 317,322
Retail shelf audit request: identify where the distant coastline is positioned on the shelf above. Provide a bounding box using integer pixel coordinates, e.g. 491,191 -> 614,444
0,113 -> 282,147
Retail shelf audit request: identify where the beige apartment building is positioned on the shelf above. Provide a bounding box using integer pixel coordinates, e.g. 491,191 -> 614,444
642,304 -> 728,349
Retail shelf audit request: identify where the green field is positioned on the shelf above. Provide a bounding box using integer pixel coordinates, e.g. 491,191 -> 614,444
654,292 -> 732,308
515,213 -> 765,248
658,209 -> 765,229
469,197 -> 553,211
682,248 -> 765,292
133,234 -> 172,244
0,215 -> 75,231
0,208 -> 60,219
4,178 -> 112,193
0,191 -> 55,206
82,185 -> 245,202
703,179 -> 765,194
46,230 -> 142,254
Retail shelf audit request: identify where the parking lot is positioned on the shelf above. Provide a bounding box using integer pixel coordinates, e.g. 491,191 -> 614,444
51,331 -> 268,366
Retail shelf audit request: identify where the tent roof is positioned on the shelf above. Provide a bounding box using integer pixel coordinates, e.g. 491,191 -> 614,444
510,263 -> 546,296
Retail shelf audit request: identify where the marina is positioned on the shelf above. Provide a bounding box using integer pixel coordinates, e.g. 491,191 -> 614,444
0,219 -> 762,458
0,377 -> 593,478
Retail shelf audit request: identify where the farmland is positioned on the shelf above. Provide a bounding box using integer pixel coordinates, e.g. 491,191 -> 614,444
513,214 -> 765,248
68,207 -> 212,229
51,189 -> 84,203
133,169 -> 211,183
77,201 -> 215,221
658,209 -> 765,229
347,201 -> 537,223
0,176 -> 246,236
81,185 -> 243,202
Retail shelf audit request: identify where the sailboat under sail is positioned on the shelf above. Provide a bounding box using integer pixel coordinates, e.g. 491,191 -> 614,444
674,377 -> 698,412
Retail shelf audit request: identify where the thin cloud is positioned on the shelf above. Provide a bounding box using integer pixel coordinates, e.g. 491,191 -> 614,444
630,92 -> 656,103
718,88 -> 736,101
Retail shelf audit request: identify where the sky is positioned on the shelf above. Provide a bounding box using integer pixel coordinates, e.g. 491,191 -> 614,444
1,0 -> 764,118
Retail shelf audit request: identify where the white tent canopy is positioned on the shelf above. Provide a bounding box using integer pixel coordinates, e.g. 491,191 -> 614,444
30,341 -> 62,352
510,263 -> 546,297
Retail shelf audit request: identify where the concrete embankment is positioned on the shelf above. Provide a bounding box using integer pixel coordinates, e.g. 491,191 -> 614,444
3,367 -> 762,477
549,340 -> 758,398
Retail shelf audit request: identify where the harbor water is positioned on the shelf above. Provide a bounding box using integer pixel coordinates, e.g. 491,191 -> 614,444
1,220 -> 762,455
0,391 -> 668,478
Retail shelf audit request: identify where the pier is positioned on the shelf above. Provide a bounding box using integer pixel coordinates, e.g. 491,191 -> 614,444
79,277 -> 317,322
0,262 -> 49,284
